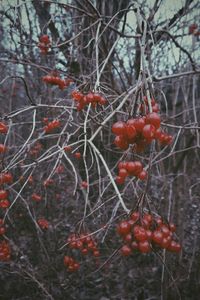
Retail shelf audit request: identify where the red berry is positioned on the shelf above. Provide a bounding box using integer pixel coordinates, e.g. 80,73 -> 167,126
133,118 -> 146,132
131,241 -> 138,250
133,226 -> 147,242
123,233 -> 133,243
118,168 -> 128,178
126,123 -> 137,140
142,124 -> 156,139
138,240 -> 151,253
112,121 -> 126,136
116,176 -> 125,185
138,170 -> 147,180
114,135 -> 129,150
160,224 -> 170,237
93,250 -> 100,257
117,221 -> 131,235
152,230 -> 163,245
167,241 -> 181,253
74,152 -> 81,159
81,181 -> 88,188
126,162 -> 136,175
81,248 -> 88,255
31,193 -> 42,202
146,113 -> 161,129
130,211 -> 139,222
0,190 -> 8,200
120,245 -> 132,256
0,122 -> 8,134
0,144 -> 7,153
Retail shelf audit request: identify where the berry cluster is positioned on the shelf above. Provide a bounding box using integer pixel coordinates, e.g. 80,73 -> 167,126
0,172 -> 13,209
0,122 -> 8,134
112,112 -> 173,152
0,240 -> 11,261
116,160 -> 147,184
67,233 -> 100,257
71,90 -> 107,111
42,71 -> 73,90
0,219 -> 6,235
38,35 -> 51,54
64,232 -> 100,272
0,172 -> 13,185
117,211 -> 181,256
0,189 -> 10,209
139,97 -> 159,114
37,218 -> 49,230
44,119 -> 61,134
64,255 -> 80,272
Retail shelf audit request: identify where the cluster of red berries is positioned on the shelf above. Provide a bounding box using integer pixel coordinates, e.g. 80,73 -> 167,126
37,218 -> 49,230
42,71 -> 73,90
0,122 -> 8,134
67,233 -> 100,257
188,24 -> 200,36
117,211 -> 181,256
0,240 -> 11,261
0,189 -> 10,209
71,90 -> 107,111
44,119 -> 61,134
139,97 -> 159,114
0,172 -> 13,208
0,219 -> 6,235
116,160 -> 147,185
0,172 -> 13,185
64,255 -> 80,272
38,35 -> 51,54
64,232 -> 100,272
112,112 -> 173,152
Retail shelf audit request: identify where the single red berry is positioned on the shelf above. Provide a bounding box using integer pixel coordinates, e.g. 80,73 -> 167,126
0,122 -> 8,134
133,117 -> 146,132
118,168 -> 128,178
138,170 -> 147,180
131,241 -> 138,250
74,152 -> 81,159
112,121 -> 126,136
133,226 -> 147,242
167,241 -> 181,253
114,135 -> 129,150
152,230 -> 163,245
126,161 -> 137,175
138,240 -> 151,253
130,211 -> 139,222
117,220 -> 131,235
116,176 -> 125,185
146,113 -> 161,129
126,123 -> 137,140
120,245 -> 132,256
123,233 -> 133,243
81,181 -> 88,188
0,190 -> 8,200
142,124 -> 156,139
